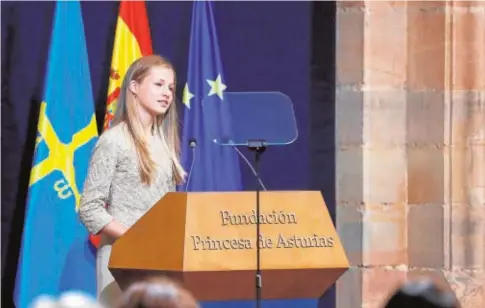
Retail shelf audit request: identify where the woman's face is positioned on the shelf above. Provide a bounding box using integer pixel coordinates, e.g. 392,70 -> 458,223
131,66 -> 175,116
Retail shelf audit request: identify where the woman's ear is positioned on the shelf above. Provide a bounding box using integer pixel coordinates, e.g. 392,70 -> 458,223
129,80 -> 138,95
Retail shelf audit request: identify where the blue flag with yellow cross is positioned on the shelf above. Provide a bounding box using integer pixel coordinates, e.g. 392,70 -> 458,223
14,1 -> 98,306
180,0 -> 243,192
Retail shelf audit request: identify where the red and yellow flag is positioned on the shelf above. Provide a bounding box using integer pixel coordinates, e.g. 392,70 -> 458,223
103,0 -> 153,129
89,0 -> 153,248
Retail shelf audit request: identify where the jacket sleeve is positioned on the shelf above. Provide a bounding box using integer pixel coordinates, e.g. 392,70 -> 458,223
79,132 -> 118,235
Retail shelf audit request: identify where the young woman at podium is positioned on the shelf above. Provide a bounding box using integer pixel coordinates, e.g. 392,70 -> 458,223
79,55 -> 186,307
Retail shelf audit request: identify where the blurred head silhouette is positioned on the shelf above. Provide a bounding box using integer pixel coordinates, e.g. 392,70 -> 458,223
384,278 -> 460,308
30,291 -> 104,308
116,276 -> 199,308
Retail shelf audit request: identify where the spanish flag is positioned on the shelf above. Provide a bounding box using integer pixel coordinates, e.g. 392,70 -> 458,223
89,0 -> 153,248
104,0 -> 153,129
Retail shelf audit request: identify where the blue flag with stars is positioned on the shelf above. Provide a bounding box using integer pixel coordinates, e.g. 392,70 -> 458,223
14,1 -> 98,307
181,0 -> 242,192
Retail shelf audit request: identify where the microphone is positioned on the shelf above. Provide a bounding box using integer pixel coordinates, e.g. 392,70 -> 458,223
232,146 -> 267,191
185,138 -> 197,192
213,138 -> 267,191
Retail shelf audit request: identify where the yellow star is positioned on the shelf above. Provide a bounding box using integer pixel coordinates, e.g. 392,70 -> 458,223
182,83 -> 194,108
206,74 -> 227,100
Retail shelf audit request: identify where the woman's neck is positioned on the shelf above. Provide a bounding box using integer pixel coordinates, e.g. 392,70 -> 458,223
135,105 -> 155,136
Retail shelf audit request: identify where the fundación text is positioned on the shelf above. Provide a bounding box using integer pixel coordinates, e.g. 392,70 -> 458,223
188,210 -> 335,251
220,210 -> 297,226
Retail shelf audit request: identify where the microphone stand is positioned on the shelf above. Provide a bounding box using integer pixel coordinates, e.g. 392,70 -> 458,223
184,139 -> 197,192
247,139 -> 267,308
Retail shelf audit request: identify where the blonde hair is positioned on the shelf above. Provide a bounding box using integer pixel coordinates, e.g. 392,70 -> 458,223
112,55 -> 186,185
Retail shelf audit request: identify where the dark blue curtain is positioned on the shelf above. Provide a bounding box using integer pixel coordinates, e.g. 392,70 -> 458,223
1,1 -> 336,307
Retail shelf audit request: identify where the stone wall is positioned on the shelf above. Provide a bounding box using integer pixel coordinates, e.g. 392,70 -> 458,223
335,1 -> 485,307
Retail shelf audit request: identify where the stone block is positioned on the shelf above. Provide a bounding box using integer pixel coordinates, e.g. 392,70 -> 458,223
362,266 -> 408,306
407,1 -> 447,12
362,203 -> 407,266
408,204 -> 445,268
363,90 -> 407,146
337,205 -> 363,265
363,146 -> 407,204
447,91 -> 485,205
452,1 -> 484,8
407,1 -> 446,90
450,205 -> 485,269
363,1 -> 408,87
336,267 -> 363,308
336,89 -> 363,146
336,1 -> 364,10
336,9 -> 364,85
336,147 -> 364,204
365,1 -> 408,12
451,3 -> 485,91
406,91 -> 445,146
448,146 -> 468,205
449,91 -> 485,145
407,146 -> 445,204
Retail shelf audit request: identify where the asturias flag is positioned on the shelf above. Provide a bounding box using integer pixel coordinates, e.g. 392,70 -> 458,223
14,1 -> 98,307
89,0 -> 153,248
181,0 -> 243,192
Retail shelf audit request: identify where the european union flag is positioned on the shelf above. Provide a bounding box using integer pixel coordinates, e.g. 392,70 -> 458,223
14,1 -> 98,307
181,0 -> 242,191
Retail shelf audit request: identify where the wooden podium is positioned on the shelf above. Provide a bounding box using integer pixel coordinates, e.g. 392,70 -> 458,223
108,191 -> 349,301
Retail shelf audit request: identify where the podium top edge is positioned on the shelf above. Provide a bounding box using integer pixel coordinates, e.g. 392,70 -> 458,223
171,190 -> 322,194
